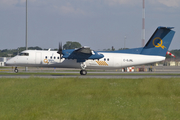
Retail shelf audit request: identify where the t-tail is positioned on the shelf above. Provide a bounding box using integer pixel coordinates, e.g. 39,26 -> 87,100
141,26 -> 175,56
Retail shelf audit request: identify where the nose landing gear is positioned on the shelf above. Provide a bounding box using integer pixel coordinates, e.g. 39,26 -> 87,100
14,67 -> 18,73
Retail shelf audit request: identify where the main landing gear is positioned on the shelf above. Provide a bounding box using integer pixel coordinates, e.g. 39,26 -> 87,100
14,67 -> 18,73
80,62 -> 87,75
80,70 -> 87,75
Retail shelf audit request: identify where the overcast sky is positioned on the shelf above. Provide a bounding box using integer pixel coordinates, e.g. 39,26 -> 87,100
0,0 -> 180,50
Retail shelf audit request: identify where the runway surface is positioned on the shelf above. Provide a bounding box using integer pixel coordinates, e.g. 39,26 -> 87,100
1,71 -> 180,79
1,66 -> 180,78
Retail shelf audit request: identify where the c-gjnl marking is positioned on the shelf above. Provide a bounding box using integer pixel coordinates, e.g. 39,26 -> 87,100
153,37 -> 166,49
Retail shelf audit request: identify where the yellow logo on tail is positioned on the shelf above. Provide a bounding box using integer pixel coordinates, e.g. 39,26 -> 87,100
153,37 -> 166,49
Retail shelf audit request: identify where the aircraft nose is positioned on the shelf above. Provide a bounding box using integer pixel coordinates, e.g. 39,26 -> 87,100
5,58 -> 14,66
5,60 -> 11,66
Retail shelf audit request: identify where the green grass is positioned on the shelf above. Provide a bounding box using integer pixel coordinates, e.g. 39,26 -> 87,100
0,77 -> 180,120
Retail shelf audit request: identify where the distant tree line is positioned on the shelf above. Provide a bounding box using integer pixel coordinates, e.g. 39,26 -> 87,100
0,41 -> 82,57
0,46 -> 43,57
63,41 -> 81,50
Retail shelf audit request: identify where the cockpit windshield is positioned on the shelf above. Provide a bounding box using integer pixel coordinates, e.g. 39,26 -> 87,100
19,53 -> 29,56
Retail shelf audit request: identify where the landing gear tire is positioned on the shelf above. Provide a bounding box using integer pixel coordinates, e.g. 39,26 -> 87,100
80,70 -> 87,75
14,67 -> 18,73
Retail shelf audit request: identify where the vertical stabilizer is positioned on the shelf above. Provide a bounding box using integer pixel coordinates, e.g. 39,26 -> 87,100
141,27 -> 175,56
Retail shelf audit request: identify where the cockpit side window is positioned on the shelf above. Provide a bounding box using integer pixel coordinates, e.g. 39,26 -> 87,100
19,53 -> 29,56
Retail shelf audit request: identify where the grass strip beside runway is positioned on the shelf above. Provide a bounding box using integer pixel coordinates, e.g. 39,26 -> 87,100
0,77 -> 180,120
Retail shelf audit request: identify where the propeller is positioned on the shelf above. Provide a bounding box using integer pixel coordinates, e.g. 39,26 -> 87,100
57,42 -> 63,61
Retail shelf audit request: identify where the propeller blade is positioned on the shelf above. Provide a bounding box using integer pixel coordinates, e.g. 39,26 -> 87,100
57,42 -> 63,61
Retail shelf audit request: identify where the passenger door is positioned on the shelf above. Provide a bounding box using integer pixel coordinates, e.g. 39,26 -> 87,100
36,52 -> 42,64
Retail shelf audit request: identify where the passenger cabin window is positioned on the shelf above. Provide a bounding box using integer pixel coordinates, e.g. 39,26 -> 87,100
45,56 -> 48,59
104,58 -> 106,61
50,56 -> 52,59
107,58 -> 109,61
54,57 -> 56,59
57,57 -> 59,59
19,53 -> 29,56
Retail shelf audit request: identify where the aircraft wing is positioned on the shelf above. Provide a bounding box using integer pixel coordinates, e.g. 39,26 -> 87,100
62,47 -> 104,62
75,47 -> 92,54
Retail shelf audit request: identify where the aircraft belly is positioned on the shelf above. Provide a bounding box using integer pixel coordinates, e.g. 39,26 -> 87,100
60,60 -> 81,68
47,60 -> 81,68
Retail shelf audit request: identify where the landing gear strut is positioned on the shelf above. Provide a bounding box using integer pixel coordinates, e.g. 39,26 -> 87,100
80,62 -> 87,75
14,67 -> 18,73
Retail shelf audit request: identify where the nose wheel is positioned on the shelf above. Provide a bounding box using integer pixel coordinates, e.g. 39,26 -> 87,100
80,70 -> 87,75
14,67 -> 18,73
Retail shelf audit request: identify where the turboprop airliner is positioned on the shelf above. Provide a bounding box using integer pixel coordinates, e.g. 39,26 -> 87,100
6,26 -> 175,75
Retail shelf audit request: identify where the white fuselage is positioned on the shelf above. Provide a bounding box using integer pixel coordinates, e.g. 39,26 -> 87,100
6,50 -> 165,69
